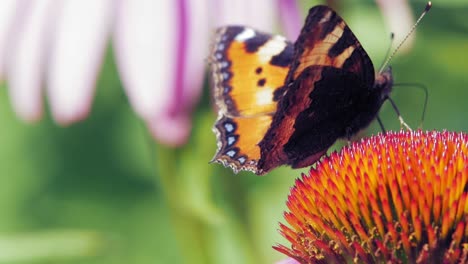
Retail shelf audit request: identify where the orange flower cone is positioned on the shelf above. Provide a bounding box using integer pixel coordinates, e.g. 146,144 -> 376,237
275,130 -> 468,263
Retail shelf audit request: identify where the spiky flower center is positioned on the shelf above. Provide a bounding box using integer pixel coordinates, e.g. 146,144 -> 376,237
275,131 -> 468,264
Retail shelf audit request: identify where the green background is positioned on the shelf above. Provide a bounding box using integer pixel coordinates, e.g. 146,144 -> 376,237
0,1 -> 467,263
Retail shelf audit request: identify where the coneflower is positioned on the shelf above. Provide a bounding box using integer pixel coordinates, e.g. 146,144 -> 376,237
275,130 -> 468,263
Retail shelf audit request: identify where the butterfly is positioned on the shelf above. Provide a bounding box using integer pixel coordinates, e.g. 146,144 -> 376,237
209,5 -> 393,175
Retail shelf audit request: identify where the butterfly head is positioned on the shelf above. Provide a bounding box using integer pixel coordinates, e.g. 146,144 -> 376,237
375,66 -> 393,101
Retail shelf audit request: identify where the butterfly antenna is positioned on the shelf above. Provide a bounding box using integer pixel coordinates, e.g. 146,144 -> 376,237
378,1 -> 432,74
393,82 -> 429,128
378,32 -> 394,71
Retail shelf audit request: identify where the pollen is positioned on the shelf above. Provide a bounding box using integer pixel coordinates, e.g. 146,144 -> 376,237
274,130 -> 468,264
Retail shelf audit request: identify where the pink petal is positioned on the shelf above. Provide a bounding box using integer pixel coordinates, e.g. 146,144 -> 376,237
149,0 -> 210,146
278,0 -> 302,41
213,0 -> 277,32
47,0 -> 113,125
115,0 -> 209,146
376,0 -> 415,53
276,258 -> 300,264
177,0 -> 210,116
148,114 -> 191,147
113,0 -> 176,122
0,0 -> 18,80
6,0 -> 56,122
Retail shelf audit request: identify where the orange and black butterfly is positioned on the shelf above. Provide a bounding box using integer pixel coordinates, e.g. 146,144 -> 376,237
209,5 -> 394,175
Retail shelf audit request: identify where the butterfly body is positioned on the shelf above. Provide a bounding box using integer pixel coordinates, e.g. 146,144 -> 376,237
210,5 -> 393,175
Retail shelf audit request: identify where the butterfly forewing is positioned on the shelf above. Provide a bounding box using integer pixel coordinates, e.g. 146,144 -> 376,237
290,6 -> 374,85
258,5 -> 381,174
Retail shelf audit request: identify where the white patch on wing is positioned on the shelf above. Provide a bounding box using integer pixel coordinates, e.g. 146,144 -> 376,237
257,36 -> 287,63
319,10 -> 332,24
224,122 -> 234,132
255,88 -> 274,106
227,136 -> 236,145
235,28 -> 255,41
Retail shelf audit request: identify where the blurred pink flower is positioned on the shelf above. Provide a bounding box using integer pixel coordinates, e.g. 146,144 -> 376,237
276,258 -> 299,264
375,0 -> 415,53
0,0 -> 301,146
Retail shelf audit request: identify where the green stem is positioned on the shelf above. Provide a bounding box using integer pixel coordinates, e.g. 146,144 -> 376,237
150,112 -> 264,264
220,171 -> 264,263
154,145 -> 211,264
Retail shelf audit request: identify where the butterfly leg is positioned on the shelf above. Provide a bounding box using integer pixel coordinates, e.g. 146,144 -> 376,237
386,97 -> 412,131
377,115 -> 387,134
398,116 -> 412,131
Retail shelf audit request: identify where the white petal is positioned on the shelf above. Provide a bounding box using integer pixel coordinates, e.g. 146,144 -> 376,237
113,0 -> 176,121
47,0 -> 113,124
278,0 -> 302,41
376,0 -> 415,53
181,0 -> 210,108
0,0 -> 18,80
247,0 -> 277,31
6,0 -> 55,122
146,0 -> 209,146
213,0 -> 277,32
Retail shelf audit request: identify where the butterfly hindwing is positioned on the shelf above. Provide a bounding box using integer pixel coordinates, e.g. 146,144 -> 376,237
210,26 -> 294,173
212,115 -> 274,173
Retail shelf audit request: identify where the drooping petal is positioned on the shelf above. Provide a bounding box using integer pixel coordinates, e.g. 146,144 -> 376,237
148,114 -> 191,148
275,258 -> 300,264
115,0 -> 210,146
149,0 -> 210,146
178,0 -> 210,112
47,0 -> 113,125
213,0 -> 277,32
277,0 -> 302,41
147,0 -> 191,147
0,0 -> 18,80
113,0 -> 176,122
6,0 -> 56,122
375,0 -> 415,53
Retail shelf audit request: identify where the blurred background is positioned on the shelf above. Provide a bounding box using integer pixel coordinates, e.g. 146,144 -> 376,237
0,0 -> 467,263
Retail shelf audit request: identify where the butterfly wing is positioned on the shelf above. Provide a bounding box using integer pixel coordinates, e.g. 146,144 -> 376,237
286,5 -> 375,86
210,26 -> 294,173
258,5 -> 378,174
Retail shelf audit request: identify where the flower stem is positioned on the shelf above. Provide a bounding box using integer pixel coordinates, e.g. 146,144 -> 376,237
154,144 -> 211,264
